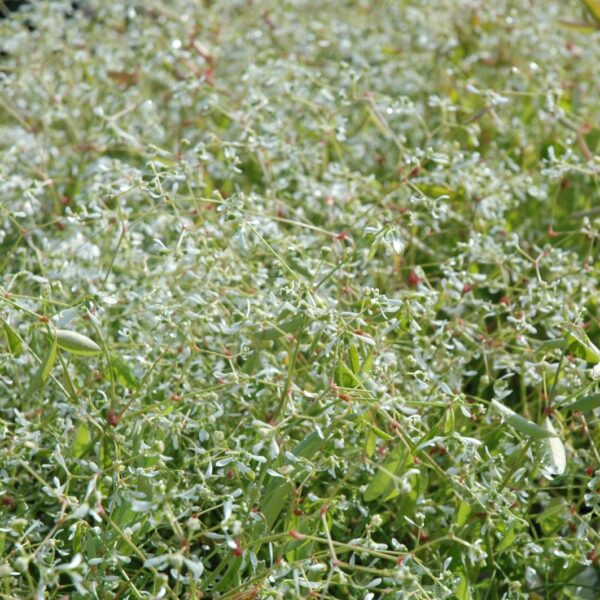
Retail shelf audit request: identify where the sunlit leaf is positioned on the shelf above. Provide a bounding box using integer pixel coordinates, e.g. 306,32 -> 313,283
491,400 -> 558,439
539,418 -> 566,476
55,329 -> 101,356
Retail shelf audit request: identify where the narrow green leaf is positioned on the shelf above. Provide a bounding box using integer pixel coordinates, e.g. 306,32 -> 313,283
371,425 -> 393,441
348,343 -> 360,375
367,238 -> 380,260
241,349 -> 261,374
491,400 -> 558,439
582,0 -> 600,22
261,481 -> 292,529
55,329 -> 101,356
364,446 -> 405,502
285,533 -> 313,563
108,355 -> 138,388
456,501 -> 471,528
335,360 -> 361,388
563,324 -> 600,362
496,525 -> 517,553
455,567 -> 472,600
538,498 -> 568,535
566,393 -> 600,412
3,322 -> 22,355
71,422 -> 92,458
537,338 -> 564,351
559,18 -> 600,32
261,432 -> 327,528
293,431 -> 326,459
58,352 -> 79,403
443,407 -> 455,435
260,315 -> 307,341
539,418 -> 566,476
112,501 -> 136,529
360,351 -> 374,375
365,428 -> 376,457
214,556 -> 243,592
27,336 -> 58,396
286,255 -> 313,279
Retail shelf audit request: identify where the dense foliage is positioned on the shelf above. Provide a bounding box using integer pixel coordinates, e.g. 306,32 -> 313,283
1,1 -> 599,598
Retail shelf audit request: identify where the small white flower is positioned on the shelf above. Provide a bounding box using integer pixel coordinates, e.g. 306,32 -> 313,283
592,364 -> 600,381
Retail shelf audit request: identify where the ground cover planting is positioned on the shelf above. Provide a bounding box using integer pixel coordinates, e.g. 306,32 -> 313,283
0,0 -> 599,597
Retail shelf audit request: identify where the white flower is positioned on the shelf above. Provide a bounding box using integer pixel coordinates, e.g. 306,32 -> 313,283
592,364 -> 600,381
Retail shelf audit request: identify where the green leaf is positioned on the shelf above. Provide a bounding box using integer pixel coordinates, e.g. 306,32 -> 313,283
3,321 -> 22,355
214,556 -> 243,592
563,324 -> 600,362
241,349 -> 261,374
286,255 -> 313,279
55,329 -> 101,356
59,352 -> 79,403
371,425 -> 393,441
71,422 -> 92,458
285,530 -> 313,563
537,338 -> 564,351
348,342 -> 360,375
539,418 -> 566,476
112,501 -> 136,529
109,355 -> 138,388
261,481 -> 292,530
456,501 -> 471,528
443,407 -> 455,435
361,351 -> 375,375
491,400 -> 558,440
367,240 -> 380,260
261,431 -> 327,528
293,430 -> 326,459
364,446 -> 405,502
559,18 -> 600,32
496,525 -> 517,553
455,567 -> 472,600
335,360 -> 361,388
260,315 -> 307,341
365,428 -> 376,457
538,497 -> 568,535
27,336 -> 58,396
566,393 -> 600,412
582,0 -> 600,22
